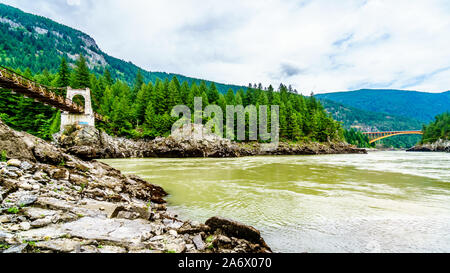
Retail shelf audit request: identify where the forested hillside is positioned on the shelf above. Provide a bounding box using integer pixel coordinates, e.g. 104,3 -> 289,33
421,113 -> 450,144
0,56 -> 344,144
0,3 -> 244,94
316,89 -> 450,122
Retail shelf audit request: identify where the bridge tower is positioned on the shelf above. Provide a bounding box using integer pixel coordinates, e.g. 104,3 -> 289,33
60,87 -> 95,131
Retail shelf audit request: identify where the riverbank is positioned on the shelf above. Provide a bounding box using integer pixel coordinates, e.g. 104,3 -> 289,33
55,125 -> 366,161
0,120 -> 271,253
407,139 -> 450,153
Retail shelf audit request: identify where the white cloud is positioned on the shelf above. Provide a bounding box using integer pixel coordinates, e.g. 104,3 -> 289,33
1,0 -> 450,94
66,0 -> 80,6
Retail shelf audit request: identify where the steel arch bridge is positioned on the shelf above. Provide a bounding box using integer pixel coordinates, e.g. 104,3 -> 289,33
362,131 -> 423,144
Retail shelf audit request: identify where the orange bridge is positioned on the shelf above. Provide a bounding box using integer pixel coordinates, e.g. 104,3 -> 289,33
0,65 -> 104,122
363,131 -> 423,144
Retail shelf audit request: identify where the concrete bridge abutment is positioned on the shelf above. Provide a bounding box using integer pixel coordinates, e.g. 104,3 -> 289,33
60,87 -> 95,132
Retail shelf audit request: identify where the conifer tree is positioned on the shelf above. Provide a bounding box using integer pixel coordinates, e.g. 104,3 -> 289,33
144,100 -> 156,133
225,89 -> 235,106
133,83 -> 153,126
235,92 -> 243,106
153,80 -> 166,115
103,68 -> 113,86
73,55 -> 90,89
57,57 -> 70,88
180,81 -> 190,105
132,70 -> 144,101
207,83 -> 220,104
187,83 -> 199,110
167,78 -> 181,110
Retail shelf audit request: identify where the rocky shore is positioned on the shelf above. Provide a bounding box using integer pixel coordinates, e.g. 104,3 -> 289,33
407,139 -> 450,153
56,124 -> 366,161
0,120 -> 271,253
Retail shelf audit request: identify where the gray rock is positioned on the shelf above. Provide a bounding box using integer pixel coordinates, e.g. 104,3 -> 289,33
32,171 -> 46,180
36,197 -> 73,211
193,234 -> 205,250
2,191 -> 37,208
35,239 -> 81,253
166,241 -> 186,253
23,207 -> 57,220
19,222 -> 31,231
0,215 -> 11,223
116,211 -> 139,220
97,245 -> 127,253
18,194 -> 37,207
18,225 -> 67,242
163,219 -> 184,229
19,161 -> 33,171
50,168 -> 69,180
33,142 -> 64,165
153,225 -> 163,236
3,244 -> 27,253
205,216 -> 271,251
18,182 -> 33,191
62,217 -> 153,244
79,200 -> 120,219
149,235 -> 165,242
31,217 -> 53,228
2,169 -> 19,178
7,159 -> 21,168
0,230 -> 13,243
215,235 -> 232,245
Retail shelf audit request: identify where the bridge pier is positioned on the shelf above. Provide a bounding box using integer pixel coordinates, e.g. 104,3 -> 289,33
60,87 -> 95,132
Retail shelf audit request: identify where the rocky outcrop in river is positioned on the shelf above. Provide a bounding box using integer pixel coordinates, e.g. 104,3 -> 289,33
407,139 -> 450,153
56,124 -> 366,160
0,120 -> 271,253
56,125 -> 241,160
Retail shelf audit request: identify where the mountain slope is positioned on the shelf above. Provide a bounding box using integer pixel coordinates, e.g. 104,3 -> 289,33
319,98 -> 424,132
316,89 -> 450,122
320,99 -> 424,148
0,3 -> 245,93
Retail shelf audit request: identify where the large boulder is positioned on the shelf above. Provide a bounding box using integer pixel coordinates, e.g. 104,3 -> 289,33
0,119 -> 64,164
58,125 -> 107,160
0,120 -> 36,162
205,216 -> 271,252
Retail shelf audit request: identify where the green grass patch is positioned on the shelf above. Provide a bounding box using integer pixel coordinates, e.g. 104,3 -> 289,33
7,207 -> 20,214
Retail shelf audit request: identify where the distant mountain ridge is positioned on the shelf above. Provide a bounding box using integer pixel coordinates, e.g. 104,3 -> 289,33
316,89 -> 450,123
0,3 -> 245,93
319,98 -> 425,148
319,98 -> 424,132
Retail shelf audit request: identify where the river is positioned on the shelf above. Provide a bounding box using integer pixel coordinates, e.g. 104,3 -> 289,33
102,151 -> 450,253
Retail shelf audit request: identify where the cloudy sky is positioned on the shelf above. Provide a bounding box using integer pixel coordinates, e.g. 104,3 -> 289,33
2,0 -> 450,94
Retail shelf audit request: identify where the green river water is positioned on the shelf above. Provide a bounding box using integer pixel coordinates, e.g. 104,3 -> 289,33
102,151 -> 450,253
